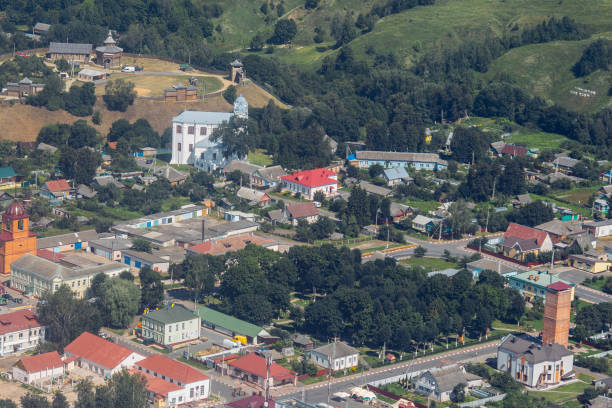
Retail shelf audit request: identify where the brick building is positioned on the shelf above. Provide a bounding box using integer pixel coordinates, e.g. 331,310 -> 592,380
542,282 -> 572,347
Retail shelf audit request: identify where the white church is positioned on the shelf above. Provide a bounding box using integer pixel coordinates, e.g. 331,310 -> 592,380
170,96 -> 248,172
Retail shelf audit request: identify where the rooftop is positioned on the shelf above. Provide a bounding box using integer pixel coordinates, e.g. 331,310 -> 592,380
198,306 -> 267,338
355,151 -> 447,165
255,166 -> 286,181
422,364 -> 481,393
229,353 -> 296,381
498,334 -> 572,364
43,179 -> 71,192
37,229 -> 98,249
224,160 -> 262,175
504,223 -> 549,247
358,181 -> 393,197
311,341 -> 358,359
65,332 -> 138,370
0,310 -> 42,335
535,220 -> 583,237
281,168 -> 337,188
383,167 -> 412,181
48,42 -> 92,55
188,233 -> 276,256
173,110 -> 232,125
17,351 -> 63,373
237,187 -> 269,203
136,354 -> 209,384
131,369 -> 181,397
285,202 -> 319,219
510,270 -> 574,289
142,305 -> 199,325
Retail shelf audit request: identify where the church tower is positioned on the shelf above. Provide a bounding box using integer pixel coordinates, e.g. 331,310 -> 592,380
233,95 -> 248,119
0,201 -> 37,275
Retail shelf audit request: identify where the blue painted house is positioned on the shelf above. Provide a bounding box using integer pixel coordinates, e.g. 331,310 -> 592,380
353,151 -> 448,171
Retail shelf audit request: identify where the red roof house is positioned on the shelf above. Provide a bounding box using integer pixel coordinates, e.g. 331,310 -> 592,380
41,179 -> 71,200
502,223 -> 553,261
129,369 -> 182,402
134,355 -> 210,403
64,332 -> 145,376
0,310 -> 45,356
228,353 -> 297,387
12,351 -> 64,384
280,169 -> 338,200
0,310 -> 43,336
186,233 -> 278,256
501,144 -> 528,158
285,202 -> 320,226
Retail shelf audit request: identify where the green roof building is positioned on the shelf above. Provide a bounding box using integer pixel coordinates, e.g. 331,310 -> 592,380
198,306 -> 269,344
508,270 -> 575,303
141,305 -> 200,346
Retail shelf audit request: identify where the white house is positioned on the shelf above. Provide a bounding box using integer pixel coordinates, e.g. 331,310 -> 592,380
414,364 -> 483,402
584,219 -> 612,238
497,334 -> 573,388
13,351 -> 64,384
0,310 -> 46,357
140,305 -> 200,346
309,341 -> 359,372
64,332 -> 145,378
135,354 -> 210,406
170,96 -> 248,171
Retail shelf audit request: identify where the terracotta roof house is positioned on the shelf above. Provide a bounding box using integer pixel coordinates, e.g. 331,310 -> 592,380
284,202 -> 319,226
13,351 -> 64,384
0,310 -> 45,356
281,169 -> 338,200
227,395 -> 275,408
501,144 -> 528,158
40,179 -> 71,200
187,233 -> 278,256
228,353 -> 297,387
135,354 -> 210,405
502,223 -> 553,261
64,332 -> 145,377
237,187 -> 271,207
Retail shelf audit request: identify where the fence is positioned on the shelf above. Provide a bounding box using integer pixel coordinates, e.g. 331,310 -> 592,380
466,245 -> 543,267
458,394 -> 506,407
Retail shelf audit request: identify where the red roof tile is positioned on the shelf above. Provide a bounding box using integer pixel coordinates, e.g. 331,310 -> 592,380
228,353 -> 296,381
43,179 -> 71,192
0,310 -> 43,336
136,354 -> 208,384
501,144 -> 528,157
286,202 -> 319,219
547,282 -> 572,292
64,332 -> 137,370
18,351 -> 63,373
281,168 -> 337,188
130,369 -> 181,397
504,223 -> 549,247
36,249 -> 66,262
187,234 -> 275,256
227,395 -> 275,408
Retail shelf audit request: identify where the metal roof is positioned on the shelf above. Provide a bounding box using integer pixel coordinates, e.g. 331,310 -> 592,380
48,42 -> 92,55
172,110 -> 232,125
142,305 -> 199,325
198,306 -> 267,338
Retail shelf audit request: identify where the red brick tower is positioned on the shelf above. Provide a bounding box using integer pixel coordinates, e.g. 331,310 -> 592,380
542,282 -> 572,347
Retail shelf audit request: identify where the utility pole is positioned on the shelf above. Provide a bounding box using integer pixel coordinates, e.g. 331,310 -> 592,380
491,179 -> 496,201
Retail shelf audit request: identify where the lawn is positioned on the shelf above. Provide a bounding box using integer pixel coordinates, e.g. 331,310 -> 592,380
94,74 -> 223,97
177,357 -> 210,370
401,199 -> 440,213
583,278 -> 607,292
399,257 -> 459,271
247,149 -> 273,166
553,186 -> 601,207
300,375 -> 327,385
529,380 -> 590,404
528,193 -> 591,217
161,196 -> 192,212
505,128 -> 571,150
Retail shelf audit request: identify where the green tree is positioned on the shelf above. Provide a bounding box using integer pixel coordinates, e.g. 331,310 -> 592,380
223,85 -> 238,104
52,392 -> 69,408
55,59 -> 71,72
0,400 -> 17,408
451,383 -> 466,402
38,285 -> 102,349
210,116 -> 249,159
103,79 -> 136,112
59,147 -> 101,184
98,278 -> 141,328
498,159 -> 526,196
250,33 -> 264,51
119,271 -> 134,281
139,266 -> 164,311
305,0 -> 320,9
270,19 -> 297,44
92,110 -> 102,125
75,379 -> 95,408
20,394 -> 50,408
131,239 -> 152,253
414,246 -> 427,257
67,120 -> 99,148
183,255 -> 223,300
102,370 -> 148,408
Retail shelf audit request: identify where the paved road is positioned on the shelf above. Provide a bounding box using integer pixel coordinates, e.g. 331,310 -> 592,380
389,235 -> 475,259
272,342 -> 497,405
556,267 -> 612,304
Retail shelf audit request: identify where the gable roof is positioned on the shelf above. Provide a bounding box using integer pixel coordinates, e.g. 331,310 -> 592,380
0,310 -> 42,335
255,166 -> 286,181
552,156 -> 579,168
229,353 -> 296,381
187,233 -> 276,256
311,342 -> 359,359
412,215 -> 436,225
237,187 -> 269,203
383,167 -> 412,181
358,181 -> 393,197
64,332 -> 138,370
131,369 -> 181,397
17,351 -> 63,373
34,22 -> 51,32
355,151 -> 447,165
281,169 -> 337,188
224,160 -> 262,176
498,334 -> 572,364
198,306 -> 267,338
547,281 -> 572,292
137,354 -> 208,384
501,144 -> 528,157
48,42 -> 92,55
504,223 -> 549,248
0,167 -> 17,179
143,305 -> 198,325
43,179 -> 71,192
172,110 -> 232,125
535,220 -> 583,237
285,202 -> 319,219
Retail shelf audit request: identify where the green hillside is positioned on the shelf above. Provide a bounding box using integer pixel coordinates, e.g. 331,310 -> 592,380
483,35 -> 612,113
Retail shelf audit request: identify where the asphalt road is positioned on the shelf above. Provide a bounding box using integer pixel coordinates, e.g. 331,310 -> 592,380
274,343 -> 498,405
556,267 -> 612,304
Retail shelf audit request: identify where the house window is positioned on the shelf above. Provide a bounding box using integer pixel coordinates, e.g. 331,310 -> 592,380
176,125 -> 182,133
188,126 -> 195,134
200,127 -> 207,135
178,143 -> 182,152
189,144 -> 193,152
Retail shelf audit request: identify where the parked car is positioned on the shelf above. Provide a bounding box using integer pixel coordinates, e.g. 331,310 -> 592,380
121,66 -> 136,72
14,298 -> 23,304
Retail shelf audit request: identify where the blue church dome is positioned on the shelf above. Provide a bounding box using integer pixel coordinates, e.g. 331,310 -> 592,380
233,95 -> 248,118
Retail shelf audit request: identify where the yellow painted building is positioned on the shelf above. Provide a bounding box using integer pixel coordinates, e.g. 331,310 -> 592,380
569,253 -> 611,273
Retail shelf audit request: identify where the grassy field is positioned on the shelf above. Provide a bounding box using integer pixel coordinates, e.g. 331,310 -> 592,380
399,257 -> 458,271
553,186 -> 601,207
94,74 -> 223,97
484,35 -> 612,114
529,380 -> 591,405
529,193 -> 591,217
402,199 -> 440,213
247,149 -> 274,166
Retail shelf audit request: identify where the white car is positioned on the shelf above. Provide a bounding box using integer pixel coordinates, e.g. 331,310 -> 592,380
121,66 -> 136,72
